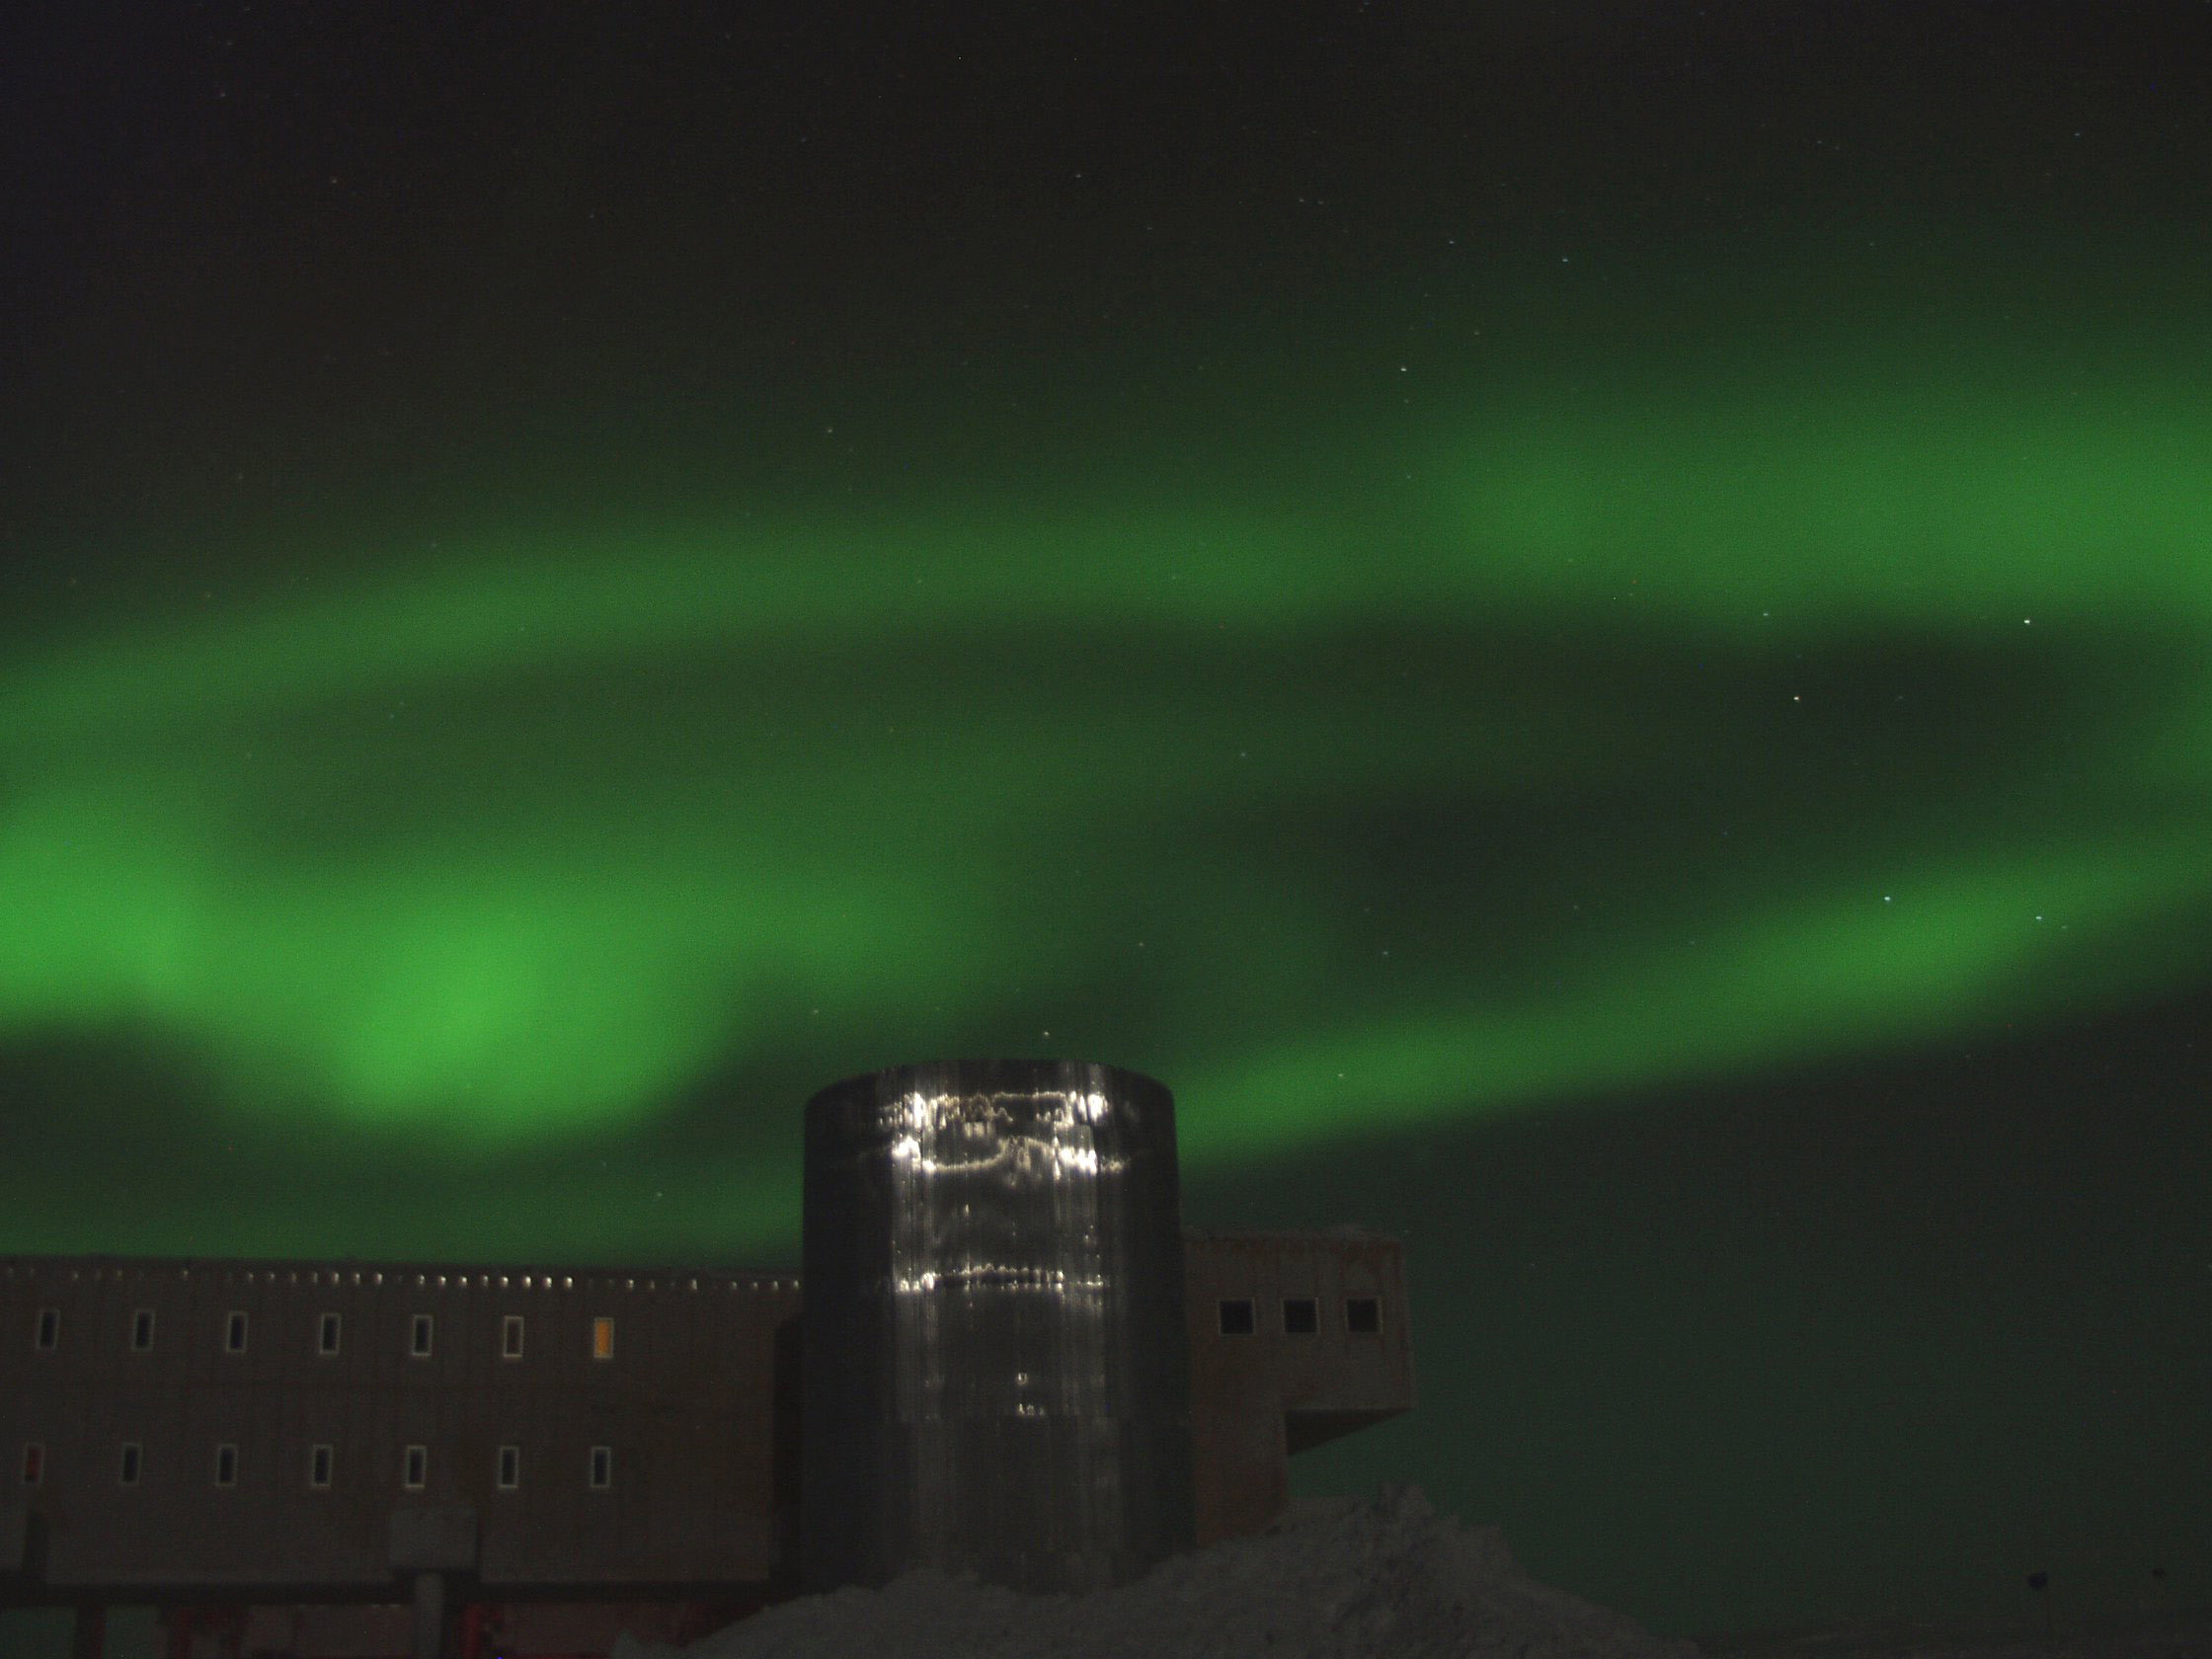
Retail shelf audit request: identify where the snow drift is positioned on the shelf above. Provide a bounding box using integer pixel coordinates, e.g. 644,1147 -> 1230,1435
610,1485 -> 1696,1659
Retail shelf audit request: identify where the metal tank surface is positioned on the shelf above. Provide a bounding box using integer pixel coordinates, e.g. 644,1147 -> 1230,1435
800,1059 -> 1194,1596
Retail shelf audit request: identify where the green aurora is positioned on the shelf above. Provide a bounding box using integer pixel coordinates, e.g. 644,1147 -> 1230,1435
4,265 -> 2208,1266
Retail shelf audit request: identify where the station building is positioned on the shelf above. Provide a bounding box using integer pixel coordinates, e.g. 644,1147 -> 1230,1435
0,1064 -> 1413,1658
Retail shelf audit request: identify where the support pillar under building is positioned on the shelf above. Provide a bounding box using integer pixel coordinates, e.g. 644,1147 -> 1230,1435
411,1570 -> 446,1659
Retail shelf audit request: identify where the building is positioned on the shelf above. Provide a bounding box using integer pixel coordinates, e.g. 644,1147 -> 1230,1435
0,1066 -> 1413,1658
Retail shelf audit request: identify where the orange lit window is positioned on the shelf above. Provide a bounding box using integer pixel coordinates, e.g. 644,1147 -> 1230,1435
592,1317 -> 614,1361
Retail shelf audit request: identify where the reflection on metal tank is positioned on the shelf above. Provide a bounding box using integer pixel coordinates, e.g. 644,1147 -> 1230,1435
800,1059 -> 1194,1595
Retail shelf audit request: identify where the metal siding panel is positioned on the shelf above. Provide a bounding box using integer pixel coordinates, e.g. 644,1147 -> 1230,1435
241,1269 -> 271,1391
182,1266 -> 212,1390
185,1382 -> 221,1570
539,1351 -> 579,1585
346,1382 -> 383,1575
120,1367 -> 185,1583
45,1286 -> 89,1519
668,1291 -> 699,1570
49,1388 -> 101,1582
85,1268 -> 118,1390
466,1285 -> 493,1399
6,1260 -> 877,1595
0,1269 -> 24,1396
398,1288 -> 432,1392
362,1276 -> 393,1396
476,1346 -> 524,1584
0,1275 -> 33,1472
631,1415 -> 662,1576
1183,1237 -> 1282,1545
395,1372 -> 434,1502
706,1288 -> 773,1580
281,1378 -> 320,1577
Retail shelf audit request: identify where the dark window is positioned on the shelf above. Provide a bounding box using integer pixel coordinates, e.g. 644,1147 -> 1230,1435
497,1446 -> 519,1489
309,1445 -> 333,1488
214,1444 -> 237,1487
1283,1297 -> 1319,1335
411,1314 -> 434,1357
503,1314 -> 524,1359
21,1444 -> 42,1486
1218,1298 -> 1255,1336
131,1309 -> 154,1350
319,1312 -> 341,1355
226,1311 -> 248,1353
589,1446 -> 612,1489
1345,1297 -> 1382,1334
35,1308 -> 57,1350
119,1444 -> 141,1486
403,1446 -> 427,1489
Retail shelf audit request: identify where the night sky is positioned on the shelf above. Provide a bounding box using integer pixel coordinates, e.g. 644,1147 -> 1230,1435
5,2 -> 2210,1642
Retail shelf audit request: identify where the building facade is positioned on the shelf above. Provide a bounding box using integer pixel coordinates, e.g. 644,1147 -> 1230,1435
1,1231 -> 1411,1658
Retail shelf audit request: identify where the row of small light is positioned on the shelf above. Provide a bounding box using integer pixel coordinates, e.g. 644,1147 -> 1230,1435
3,1264 -> 797,1292
892,1268 -> 1110,1294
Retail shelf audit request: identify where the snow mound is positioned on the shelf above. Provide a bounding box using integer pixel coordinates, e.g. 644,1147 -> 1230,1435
612,1485 -> 1698,1659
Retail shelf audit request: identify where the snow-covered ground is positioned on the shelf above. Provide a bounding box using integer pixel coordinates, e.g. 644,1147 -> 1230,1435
7,1490 -> 2197,1659
609,1489 -> 2210,1659
612,1485 -> 1696,1659
1703,1619 -> 2212,1659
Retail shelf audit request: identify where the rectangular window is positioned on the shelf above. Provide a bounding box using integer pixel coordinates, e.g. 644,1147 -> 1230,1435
592,1316 -> 614,1361
35,1308 -> 58,1350
402,1445 -> 427,1490
411,1313 -> 434,1358
502,1314 -> 524,1360
1283,1297 -> 1319,1335
1345,1296 -> 1382,1335
131,1308 -> 154,1351
1218,1298 -> 1255,1336
119,1443 -> 141,1486
588,1446 -> 611,1489
214,1444 -> 237,1487
319,1312 -> 342,1355
309,1445 -> 333,1489
497,1446 -> 519,1490
21,1444 -> 42,1486
226,1311 -> 248,1353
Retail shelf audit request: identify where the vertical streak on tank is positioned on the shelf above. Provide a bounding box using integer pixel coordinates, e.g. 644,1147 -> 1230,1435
800,1059 -> 1194,1594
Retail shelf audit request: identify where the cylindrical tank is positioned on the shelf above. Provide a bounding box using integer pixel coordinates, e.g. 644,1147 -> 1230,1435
800,1059 -> 1193,1595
